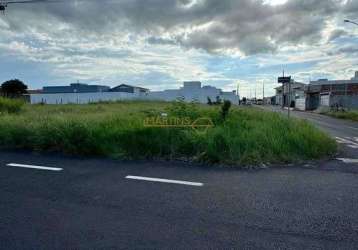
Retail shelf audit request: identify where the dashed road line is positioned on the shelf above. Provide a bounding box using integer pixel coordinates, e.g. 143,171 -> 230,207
335,137 -> 358,148
5,163 -> 63,172
337,158 -> 358,164
125,175 -> 203,187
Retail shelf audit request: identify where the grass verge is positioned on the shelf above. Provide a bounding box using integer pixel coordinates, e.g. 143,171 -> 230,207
320,109 -> 358,122
0,100 -> 337,166
0,97 -> 24,114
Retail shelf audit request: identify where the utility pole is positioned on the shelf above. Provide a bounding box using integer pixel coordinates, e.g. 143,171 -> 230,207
288,79 -> 292,118
278,72 -> 291,119
345,83 -> 348,110
254,81 -> 257,101
262,80 -> 265,105
237,82 -> 240,105
282,70 -> 285,109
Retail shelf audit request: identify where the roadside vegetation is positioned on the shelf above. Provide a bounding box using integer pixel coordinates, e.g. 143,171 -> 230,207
0,99 -> 336,166
320,109 -> 358,122
0,97 -> 24,114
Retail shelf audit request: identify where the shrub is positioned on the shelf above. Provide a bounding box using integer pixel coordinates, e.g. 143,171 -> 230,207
207,97 -> 213,105
166,100 -> 199,119
221,100 -> 232,120
0,97 -> 24,114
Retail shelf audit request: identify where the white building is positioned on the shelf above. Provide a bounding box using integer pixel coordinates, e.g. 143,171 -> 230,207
30,81 -> 239,105
147,81 -> 239,104
30,91 -> 139,104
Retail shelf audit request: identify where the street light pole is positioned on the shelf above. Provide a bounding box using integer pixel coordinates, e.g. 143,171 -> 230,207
344,19 -> 358,26
343,19 -> 357,109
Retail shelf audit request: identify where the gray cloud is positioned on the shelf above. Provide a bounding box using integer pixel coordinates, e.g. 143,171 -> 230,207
335,45 -> 358,55
1,0 -> 356,56
328,29 -> 348,42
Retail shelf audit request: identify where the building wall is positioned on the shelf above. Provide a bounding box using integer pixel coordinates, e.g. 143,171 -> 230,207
30,92 -> 137,104
146,87 -> 238,104
31,82 -> 239,105
295,98 -> 306,111
307,72 -> 358,110
321,94 -> 358,109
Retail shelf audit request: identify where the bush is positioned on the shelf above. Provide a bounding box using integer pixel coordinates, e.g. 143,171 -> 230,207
166,100 -> 199,119
0,97 -> 24,114
207,97 -> 213,105
221,100 -> 232,120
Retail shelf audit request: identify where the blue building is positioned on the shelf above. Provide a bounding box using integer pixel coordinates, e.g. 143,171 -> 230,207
43,83 -> 110,94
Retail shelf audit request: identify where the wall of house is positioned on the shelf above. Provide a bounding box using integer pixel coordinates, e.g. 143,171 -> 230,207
295,98 -> 306,111
146,89 -> 239,104
326,95 -> 358,109
31,82 -> 239,105
30,92 -> 137,104
31,90 -> 239,105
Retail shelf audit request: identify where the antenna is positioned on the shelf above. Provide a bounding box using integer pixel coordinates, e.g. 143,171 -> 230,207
0,0 -> 60,13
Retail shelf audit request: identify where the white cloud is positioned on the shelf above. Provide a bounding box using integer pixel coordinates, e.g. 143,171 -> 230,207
0,0 -> 357,94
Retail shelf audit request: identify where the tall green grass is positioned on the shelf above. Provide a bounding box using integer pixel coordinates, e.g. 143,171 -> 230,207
0,101 -> 336,166
0,97 -> 24,114
322,110 -> 358,122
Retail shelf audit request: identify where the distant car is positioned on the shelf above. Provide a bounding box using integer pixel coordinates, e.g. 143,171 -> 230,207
256,99 -> 263,105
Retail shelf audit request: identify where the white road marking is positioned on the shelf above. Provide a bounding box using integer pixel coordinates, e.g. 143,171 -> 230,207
337,158 -> 358,164
335,137 -> 358,147
125,175 -> 203,187
6,163 -> 63,171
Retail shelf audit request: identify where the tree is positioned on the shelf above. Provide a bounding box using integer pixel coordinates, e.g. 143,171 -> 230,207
215,96 -> 222,105
1,79 -> 28,98
221,100 -> 232,120
207,97 -> 213,105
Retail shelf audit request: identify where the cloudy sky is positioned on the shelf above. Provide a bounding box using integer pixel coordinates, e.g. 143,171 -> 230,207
0,0 -> 357,97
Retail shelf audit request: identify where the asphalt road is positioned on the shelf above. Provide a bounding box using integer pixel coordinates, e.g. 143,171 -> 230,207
0,108 -> 358,250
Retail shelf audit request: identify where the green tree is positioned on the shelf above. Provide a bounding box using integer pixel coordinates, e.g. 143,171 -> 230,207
1,79 -> 28,98
221,100 -> 232,120
207,97 -> 213,105
215,96 -> 222,105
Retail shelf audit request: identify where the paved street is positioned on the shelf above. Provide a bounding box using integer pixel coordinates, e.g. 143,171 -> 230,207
1,109 -> 358,250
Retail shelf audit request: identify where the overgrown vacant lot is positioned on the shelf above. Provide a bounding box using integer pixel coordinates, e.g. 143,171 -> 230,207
0,100 -> 336,166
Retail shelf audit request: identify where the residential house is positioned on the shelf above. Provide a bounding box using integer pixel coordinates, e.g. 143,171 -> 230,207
306,72 -> 358,110
275,81 -> 306,108
110,84 -> 149,96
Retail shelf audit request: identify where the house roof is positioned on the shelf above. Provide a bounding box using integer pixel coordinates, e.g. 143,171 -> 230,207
112,84 -> 149,91
27,89 -> 43,94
